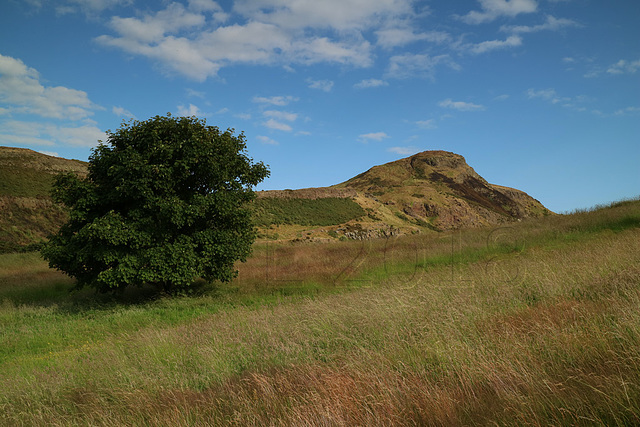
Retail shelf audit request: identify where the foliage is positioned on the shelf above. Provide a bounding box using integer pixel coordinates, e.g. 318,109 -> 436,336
41,114 -> 269,292
252,197 -> 365,227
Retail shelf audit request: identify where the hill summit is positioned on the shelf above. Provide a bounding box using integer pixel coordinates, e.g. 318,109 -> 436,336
258,150 -> 551,239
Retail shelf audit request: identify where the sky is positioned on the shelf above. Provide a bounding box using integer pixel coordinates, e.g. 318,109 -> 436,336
0,0 -> 638,213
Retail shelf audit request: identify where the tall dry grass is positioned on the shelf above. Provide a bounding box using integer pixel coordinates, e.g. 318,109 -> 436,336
1,199 -> 639,425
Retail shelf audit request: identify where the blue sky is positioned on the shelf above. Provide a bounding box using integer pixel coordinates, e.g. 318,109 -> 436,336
0,0 -> 638,213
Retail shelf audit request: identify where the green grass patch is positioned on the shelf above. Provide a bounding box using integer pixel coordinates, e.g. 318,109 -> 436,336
253,197 -> 365,227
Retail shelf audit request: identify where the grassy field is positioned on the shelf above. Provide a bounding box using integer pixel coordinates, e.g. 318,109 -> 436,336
1,198 -> 639,425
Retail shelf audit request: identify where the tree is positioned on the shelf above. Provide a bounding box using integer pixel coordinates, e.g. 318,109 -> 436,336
41,114 -> 269,293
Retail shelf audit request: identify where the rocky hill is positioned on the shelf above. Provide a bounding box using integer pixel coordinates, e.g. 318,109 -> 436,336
0,146 -> 552,250
258,151 -> 552,240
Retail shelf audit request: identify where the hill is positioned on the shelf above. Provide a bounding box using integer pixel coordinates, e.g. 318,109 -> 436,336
0,147 -> 87,252
0,146 -> 552,250
258,150 -> 552,240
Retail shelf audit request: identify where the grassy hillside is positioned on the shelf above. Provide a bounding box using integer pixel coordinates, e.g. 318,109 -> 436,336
1,197 -> 639,425
0,147 -> 87,198
253,197 -> 366,227
0,147 -> 87,253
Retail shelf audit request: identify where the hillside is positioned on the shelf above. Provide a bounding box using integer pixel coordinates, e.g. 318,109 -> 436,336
0,146 -> 552,250
0,147 -> 87,252
259,150 -> 552,240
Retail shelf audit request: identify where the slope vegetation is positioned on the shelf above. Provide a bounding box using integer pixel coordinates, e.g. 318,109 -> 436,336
0,147 -> 87,252
1,198 -> 639,425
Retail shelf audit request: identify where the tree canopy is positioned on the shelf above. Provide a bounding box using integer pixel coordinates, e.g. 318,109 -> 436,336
42,114 -> 269,293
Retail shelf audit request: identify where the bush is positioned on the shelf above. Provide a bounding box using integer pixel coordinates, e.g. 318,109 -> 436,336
41,114 -> 269,293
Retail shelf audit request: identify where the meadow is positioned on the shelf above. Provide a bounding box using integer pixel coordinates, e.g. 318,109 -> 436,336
1,198 -> 639,425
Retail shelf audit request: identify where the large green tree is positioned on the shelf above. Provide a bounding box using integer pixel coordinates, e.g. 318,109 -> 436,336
42,114 -> 269,293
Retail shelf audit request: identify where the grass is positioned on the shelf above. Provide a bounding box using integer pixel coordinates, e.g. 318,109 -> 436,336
252,197 -> 366,227
0,197 -> 639,425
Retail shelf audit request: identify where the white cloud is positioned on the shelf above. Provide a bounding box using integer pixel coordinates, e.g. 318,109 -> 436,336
467,35 -> 522,54
253,95 -> 298,106
607,59 -> 640,75
387,53 -> 459,79
0,54 -> 98,120
416,119 -> 437,129
0,120 -> 106,147
186,88 -> 206,98
354,78 -> 389,89
264,119 -> 292,131
38,150 -> 60,157
56,124 -> 107,146
112,106 -> 135,118
501,15 -> 580,34
177,103 -> 202,116
95,0 -> 403,81
614,106 -> 640,116
55,0 -> 132,16
256,135 -> 279,145
526,88 -> 561,103
307,78 -> 334,92
460,0 -> 538,24
388,146 -> 419,155
264,110 -> 298,121
376,28 -> 450,49
359,131 -> 389,142
233,0 -> 413,32
526,88 -> 591,112
439,99 -> 485,111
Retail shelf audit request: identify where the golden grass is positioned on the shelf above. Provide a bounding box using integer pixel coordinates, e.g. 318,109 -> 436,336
1,199 -> 639,425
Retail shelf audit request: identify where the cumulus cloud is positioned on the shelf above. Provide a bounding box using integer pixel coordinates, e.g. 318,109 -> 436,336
501,15 -> 580,34
526,88 -> 560,102
387,53 -> 459,79
439,99 -> 485,111
388,146 -> 419,155
112,106 -> 135,118
307,78 -> 334,92
376,28 -> 450,49
460,0 -> 538,24
253,95 -> 299,106
526,88 -> 590,112
177,103 -> 203,116
0,53 -> 98,120
416,119 -> 437,129
94,0 -> 418,80
354,78 -> 389,89
359,131 -> 389,142
256,135 -> 279,145
55,0 -> 132,16
233,0 -> 413,32
263,110 -> 298,121
0,120 -> 106,147
466,35 -> 522,54
607,59 -> 640,75
263,119 -> 292,131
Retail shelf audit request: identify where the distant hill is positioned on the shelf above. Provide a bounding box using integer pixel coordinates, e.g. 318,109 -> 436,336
0,147 -> 87,252
0,146 -> 552,251
258,150 -> 552,240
